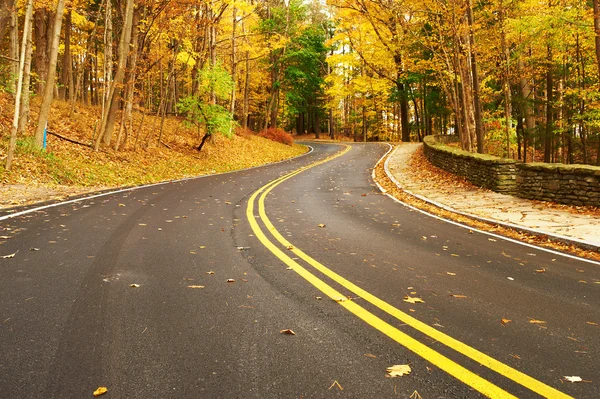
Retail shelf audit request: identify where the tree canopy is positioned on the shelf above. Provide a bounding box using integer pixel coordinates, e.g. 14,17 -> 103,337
1,0 -> 600,165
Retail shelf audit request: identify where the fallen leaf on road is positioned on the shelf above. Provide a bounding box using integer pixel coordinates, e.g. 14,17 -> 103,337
564,376 -> 582,383
225,201 -> 232,205
1,251 -> 17,259
364,353 -> 377,358
280,329 -> 296,335
287,245 -> 294,250
451,254 -> 460,257
93,387 -> 108,396
206,271 -> 214,275
450,294 -> 467,298
328,380 -> 343,390
529,319 -> 546,324
488,238 -> 497,242
226,279 -> 235,283
386,364 -> 411,377
0,235 -> 11,239
501,318 -> 512,326
535,269 -> 546,273
403,296 -> 424,304
187,285 -> 205,289
510,354 -> 521,359
410,390 -> 423,399
118,203 -> 125,207
138,223 -> 146,226
130,284 -> 140,288
446,272 -> 456,276
507,277 -> 514,281
315,296 -> 322,300
586,321 -> 598,326
30,248 -> 40,251
421,236 -> 427,240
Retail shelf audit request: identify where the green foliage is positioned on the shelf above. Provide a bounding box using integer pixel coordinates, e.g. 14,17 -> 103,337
177,63 -> 237,140
282,26 -> 328,119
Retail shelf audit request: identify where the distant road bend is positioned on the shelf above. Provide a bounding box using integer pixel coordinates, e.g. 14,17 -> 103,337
1,142 -> 598,398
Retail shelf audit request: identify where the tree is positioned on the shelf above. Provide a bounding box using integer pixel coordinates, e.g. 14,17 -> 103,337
34,0 -> 66,149
177,63 -> 236,151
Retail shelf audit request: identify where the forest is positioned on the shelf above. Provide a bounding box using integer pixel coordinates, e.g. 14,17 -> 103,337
1,0 -> 600,169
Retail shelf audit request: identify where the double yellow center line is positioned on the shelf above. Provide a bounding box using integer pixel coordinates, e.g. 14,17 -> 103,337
246,144 -> 571,399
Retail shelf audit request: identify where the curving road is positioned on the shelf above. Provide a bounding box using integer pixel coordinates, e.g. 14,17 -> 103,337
1,143 -> 598,398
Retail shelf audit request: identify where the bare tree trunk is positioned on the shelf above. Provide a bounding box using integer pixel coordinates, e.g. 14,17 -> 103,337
544,44 -> 553,163
6,0 -> 33,170
119,6 -> 140,151
0,0 -> 12,40
229,5 -> 237,117
467,0 -> 484,153
33,0 -> 65,148
33,7 -> 51,94
18,6 -> 33,135
9,0 -> 18,95
59,10 -> 72,100
95,0 -> 135,150
102,0 -> 113,116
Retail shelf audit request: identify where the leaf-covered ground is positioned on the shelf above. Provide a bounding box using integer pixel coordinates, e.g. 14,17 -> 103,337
0,95 -> 307,207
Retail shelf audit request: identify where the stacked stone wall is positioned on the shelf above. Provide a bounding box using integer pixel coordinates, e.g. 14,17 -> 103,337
422,135 -> 600,207
516,163 -> 600,207
422,136 -> 517,194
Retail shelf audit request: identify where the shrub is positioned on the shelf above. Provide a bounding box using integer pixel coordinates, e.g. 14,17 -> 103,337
259,128 -> 294,146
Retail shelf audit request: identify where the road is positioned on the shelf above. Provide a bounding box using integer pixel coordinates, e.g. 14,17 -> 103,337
1,142 -> 598,398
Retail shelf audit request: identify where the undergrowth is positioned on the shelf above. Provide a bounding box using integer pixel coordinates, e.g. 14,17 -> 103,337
0,94 -> 307,189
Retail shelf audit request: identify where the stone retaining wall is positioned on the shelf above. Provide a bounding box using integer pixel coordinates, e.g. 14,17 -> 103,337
422,135 -> 600,207
422,136 -> 517,194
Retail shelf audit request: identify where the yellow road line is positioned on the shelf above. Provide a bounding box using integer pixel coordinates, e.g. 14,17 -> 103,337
247,186 -> 516,398
247,144 -> 572,399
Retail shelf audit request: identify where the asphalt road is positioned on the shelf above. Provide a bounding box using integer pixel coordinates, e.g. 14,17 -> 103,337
1,143 -> 598,398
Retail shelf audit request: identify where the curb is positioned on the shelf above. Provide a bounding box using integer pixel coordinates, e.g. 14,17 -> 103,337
381,145 -> 600,253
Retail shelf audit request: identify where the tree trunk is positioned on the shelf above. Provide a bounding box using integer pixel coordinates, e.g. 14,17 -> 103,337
119,6 -> 140,151
544,45 -> 553,163
95,0 -> 135,150
467,0 -> 484,153
229,5 -> 237,117
59,10 -> 72,100
9,0 -> 18,95
18,6 -> 33,136
6,0 -> 33,170
102,0 -> 113,115
33,7 -> 51,94
33,0 -> 65,148
518,54 -> 534,163
0,0 -> 12,41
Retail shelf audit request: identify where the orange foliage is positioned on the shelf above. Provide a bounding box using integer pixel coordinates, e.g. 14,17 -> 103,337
259,128 -> 294,146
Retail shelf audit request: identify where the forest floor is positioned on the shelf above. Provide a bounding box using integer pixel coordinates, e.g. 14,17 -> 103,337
0,94 -> 307,209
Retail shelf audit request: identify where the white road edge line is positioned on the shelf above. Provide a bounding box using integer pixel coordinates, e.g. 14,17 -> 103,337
374,143 -> 600,266
0,145 -> 314,222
